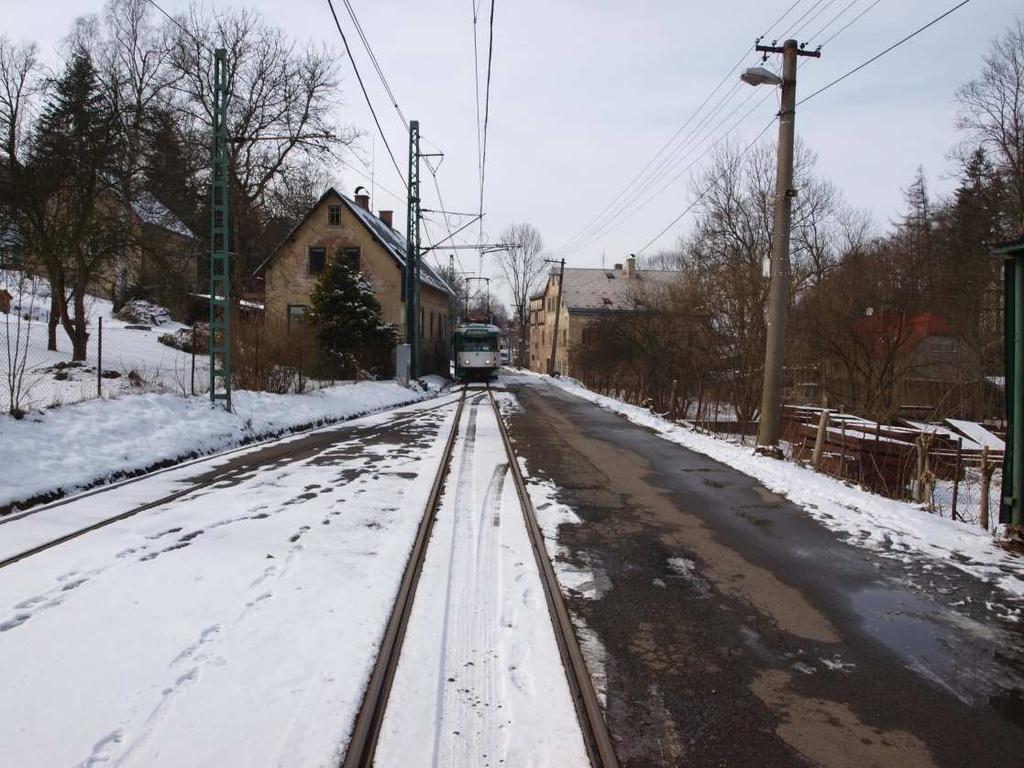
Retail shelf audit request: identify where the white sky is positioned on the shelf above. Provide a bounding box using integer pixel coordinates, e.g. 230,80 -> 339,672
5,0 -> 1021,298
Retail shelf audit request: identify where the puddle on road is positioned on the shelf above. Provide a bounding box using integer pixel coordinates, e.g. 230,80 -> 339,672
851,586 -> 1024,725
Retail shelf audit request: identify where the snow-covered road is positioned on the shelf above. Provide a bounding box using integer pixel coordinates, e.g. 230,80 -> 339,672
0,399 -> 459,767
376,391 -> 588,767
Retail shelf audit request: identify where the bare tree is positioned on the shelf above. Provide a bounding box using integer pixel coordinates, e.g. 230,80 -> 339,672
167,4 -> 357,280
0,38 -> 40,166
95,0 -> 177,308
957,18 -> 1024,229
496,222 -> 545,364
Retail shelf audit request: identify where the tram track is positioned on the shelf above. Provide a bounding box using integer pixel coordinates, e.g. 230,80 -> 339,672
341,383 -> 617,768
0,391 -> 464,571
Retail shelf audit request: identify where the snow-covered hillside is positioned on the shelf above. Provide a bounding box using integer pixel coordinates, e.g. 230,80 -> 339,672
0,376 -> 448,511
2,271 -> 205,412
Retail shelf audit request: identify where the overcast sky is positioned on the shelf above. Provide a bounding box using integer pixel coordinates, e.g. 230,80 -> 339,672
5,0 -> 1022,293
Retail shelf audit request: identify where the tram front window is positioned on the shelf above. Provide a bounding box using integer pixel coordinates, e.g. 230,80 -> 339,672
461,339 -> 498,352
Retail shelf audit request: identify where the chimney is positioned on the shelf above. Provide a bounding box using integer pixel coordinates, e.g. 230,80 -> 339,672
613,263 -> 623,271
354,192 -> 370,211
378,210 -> 393,228
627,255 -> 636,278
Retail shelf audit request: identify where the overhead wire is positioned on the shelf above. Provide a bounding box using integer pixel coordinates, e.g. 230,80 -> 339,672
787,0 -> 842,40
340,0 -> 409,129
568,87 -> 776,258
631,1 -> 880,254
798,0 -> 972,105
549,1 -> 812,260
804,0 -> 875,47
325,0 -> 407,189
816,0 -> 884,47
478,0 -> 496,231
637,117 -> 777,254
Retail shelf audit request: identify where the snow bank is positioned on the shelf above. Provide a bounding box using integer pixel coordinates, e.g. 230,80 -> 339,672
0,378 -> 447,510
512,372 -> 1024,599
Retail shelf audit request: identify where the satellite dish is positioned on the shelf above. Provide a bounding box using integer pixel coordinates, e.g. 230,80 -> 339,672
740,67 -> 783,86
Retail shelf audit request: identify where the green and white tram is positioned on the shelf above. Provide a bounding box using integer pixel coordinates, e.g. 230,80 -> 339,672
453,323 -> 501,381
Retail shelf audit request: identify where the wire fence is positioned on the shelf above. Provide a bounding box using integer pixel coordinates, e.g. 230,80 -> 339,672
4,308 -> 209,416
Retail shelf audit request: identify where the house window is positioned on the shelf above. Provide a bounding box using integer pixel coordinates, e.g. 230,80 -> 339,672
308,246 -> 327,275
328,205 -> 341,226
287,304 -> 308,334
338,246 -> 361,273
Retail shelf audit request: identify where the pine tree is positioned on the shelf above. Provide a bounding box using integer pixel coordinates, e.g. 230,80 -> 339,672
25,48 -> 121,359
310,260 -> 396,374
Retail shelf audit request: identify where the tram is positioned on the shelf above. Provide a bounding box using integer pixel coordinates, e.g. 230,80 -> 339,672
453,323 -> 501,381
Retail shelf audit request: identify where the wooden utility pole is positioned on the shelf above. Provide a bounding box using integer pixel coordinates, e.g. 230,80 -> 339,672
753,39 -> 820,450
545,258 -> 565,375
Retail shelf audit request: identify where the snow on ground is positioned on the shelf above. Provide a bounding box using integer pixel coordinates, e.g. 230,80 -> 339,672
0,376 -> 449,510
504,371 -> 1024,600
0,399 -> 458,767
376,390 -> 588,767
2,271 -> 205,410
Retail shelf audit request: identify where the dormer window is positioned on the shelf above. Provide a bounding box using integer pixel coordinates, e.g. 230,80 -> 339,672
328,205 -> 341,226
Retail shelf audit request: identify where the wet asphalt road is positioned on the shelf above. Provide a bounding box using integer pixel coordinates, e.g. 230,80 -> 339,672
505,380 -> 1024,768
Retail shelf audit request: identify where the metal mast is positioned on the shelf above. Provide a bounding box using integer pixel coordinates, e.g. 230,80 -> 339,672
209,48 -> 231,410
404,120 -> 421,379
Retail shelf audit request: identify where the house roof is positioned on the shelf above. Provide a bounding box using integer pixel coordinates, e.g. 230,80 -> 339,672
258,187 -> 454,297
130,192 -> 196,239
555,267 -> 679,312
854,311 -> 955,359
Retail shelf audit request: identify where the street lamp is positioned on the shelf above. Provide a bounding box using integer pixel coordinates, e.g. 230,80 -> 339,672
740,67 -> 782,87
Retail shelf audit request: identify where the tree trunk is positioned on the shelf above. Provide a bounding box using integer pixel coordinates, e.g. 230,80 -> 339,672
47,292 -> 59,351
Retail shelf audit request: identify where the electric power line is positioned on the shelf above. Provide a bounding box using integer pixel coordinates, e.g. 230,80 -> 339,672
636,117 -> 777,254
798,0 -> 972,105
788,0 -> 842,41
549,2 -> 814,260
817,0 -> 883,48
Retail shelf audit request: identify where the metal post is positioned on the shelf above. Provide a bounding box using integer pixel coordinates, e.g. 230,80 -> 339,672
756,39 -> 799,449
1014,253 -> 1024,526
547,258 -> 565,375
96,316 -> 102,398
404,120 -> 421,380
209,47 -> 232,410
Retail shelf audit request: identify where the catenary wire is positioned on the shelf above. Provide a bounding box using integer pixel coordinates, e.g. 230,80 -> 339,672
326,0 -> 407,189
341,0 -> 409,129
478,0 -> 496,234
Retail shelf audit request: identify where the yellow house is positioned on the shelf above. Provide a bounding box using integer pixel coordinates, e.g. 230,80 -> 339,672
527,256 -> 678,375
260,188 -> 454,374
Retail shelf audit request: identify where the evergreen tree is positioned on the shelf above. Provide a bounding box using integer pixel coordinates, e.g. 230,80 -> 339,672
25,47 -> 122,359
310,260 -> 396,374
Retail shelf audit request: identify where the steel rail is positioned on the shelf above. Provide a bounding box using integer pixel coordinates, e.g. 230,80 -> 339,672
0,393 -> 465,571
487,385 -> 620,768
340,386 -> 469,768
